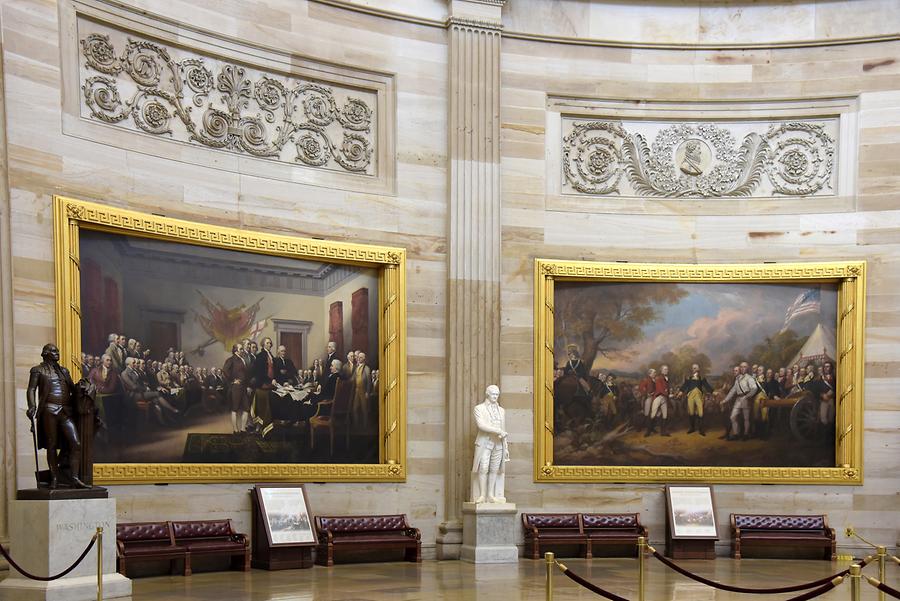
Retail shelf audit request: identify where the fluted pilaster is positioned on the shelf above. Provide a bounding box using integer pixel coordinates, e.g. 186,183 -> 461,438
437,0 -> 503,560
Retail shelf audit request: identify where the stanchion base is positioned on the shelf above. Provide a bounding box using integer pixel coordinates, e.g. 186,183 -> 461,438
0,573 -> 130,600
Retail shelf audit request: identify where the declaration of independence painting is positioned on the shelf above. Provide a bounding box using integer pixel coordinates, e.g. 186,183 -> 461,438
552,281 -> 838,468
79,229 -> 380,465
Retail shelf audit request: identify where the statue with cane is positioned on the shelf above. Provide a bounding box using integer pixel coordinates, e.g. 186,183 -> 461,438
22,343 -> 105,497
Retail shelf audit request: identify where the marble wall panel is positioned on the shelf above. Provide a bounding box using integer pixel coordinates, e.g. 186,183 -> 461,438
1,0 -> 447,552
500,33 -> 900,553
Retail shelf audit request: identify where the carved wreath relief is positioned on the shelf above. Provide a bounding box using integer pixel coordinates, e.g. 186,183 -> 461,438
562,119 -> 837,198
78,26 -> 375,175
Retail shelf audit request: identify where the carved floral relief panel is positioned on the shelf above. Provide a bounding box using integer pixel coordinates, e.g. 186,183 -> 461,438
77,20 -> 377,176
561,117 -> 839,198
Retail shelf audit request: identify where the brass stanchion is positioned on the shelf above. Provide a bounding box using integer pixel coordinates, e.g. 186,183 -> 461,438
637,536 -> 646,601
877,546 -> 887,601
96,527 -> 103,601
849,563 -> 861,601
545,552 -> 555,601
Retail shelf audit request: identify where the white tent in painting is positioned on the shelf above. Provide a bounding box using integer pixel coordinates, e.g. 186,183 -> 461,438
789,323 -> 836,366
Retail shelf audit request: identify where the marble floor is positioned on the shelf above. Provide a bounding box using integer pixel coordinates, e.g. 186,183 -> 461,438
130,556 -> 893,600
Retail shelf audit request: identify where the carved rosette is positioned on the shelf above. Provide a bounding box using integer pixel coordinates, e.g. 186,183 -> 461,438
765,122 -> 834,196
563,119 -> 836,198
79,32 -> 375,174
562,121 -> 626,194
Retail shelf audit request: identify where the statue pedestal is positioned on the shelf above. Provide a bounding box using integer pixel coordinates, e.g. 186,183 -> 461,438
460,502 -> 519,563
0,498 -> 132,600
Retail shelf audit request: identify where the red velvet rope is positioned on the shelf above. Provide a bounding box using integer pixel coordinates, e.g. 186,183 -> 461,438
560,562 -> 844,601
0,534 -> 97,581
651,549 -> 867,594
871,580 -> 900,600
560,567 -> 630,601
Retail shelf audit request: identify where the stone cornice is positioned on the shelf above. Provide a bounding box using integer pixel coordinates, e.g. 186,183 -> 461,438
445,15 -> 503,32
310,0 -> 900,50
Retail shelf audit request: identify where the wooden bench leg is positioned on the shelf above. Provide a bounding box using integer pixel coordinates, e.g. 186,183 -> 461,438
119,559 -> 127,578
184,552 -> 192,576
585,541 -> 592,560
315,545 -> 326,566
230,552 -> 249,571
317,543 -> 334,567
404,543 -> 421,563
532,540 -> 540,560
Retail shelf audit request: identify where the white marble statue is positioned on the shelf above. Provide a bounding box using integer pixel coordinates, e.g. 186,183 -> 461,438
470,384 -> 510,504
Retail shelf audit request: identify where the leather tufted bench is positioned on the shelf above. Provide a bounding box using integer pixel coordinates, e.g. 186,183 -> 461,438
171,519 -> 250,575
314,514 -> 421,566
731,514 -> 836,560
522,513 -> 589,560
116,521 -> 185,577
582,513 -> 648,557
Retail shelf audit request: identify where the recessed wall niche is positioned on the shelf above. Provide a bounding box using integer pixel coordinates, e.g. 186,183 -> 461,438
546,96 -> 859,214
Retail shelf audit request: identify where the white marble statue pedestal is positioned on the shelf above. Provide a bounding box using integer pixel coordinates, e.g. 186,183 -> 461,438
0,498 -> 131,600
460,502 -> 519,563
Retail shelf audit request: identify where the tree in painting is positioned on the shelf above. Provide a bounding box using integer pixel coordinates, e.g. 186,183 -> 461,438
555,282 -> 687,368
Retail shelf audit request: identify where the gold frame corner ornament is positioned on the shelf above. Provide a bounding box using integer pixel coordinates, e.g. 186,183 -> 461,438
53,195 -> 407,484
533,258 -> 865,485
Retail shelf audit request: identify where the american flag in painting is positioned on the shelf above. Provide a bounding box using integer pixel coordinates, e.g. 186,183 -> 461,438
782,288 -> 821,331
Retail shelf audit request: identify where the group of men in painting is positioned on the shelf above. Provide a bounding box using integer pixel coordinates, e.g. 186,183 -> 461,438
223,338 -> 377,438
81,333 -> 378,443
80,334 -> 207,432
557,344 -> 836,441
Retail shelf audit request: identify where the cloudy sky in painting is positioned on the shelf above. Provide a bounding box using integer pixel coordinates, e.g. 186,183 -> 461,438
593,282 -> 838,374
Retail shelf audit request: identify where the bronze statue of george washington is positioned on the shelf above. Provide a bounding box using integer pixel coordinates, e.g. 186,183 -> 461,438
26,343 -> 96,489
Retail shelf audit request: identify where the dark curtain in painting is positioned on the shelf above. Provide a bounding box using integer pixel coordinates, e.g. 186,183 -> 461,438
329,301 -> 344,357
351,288 -> 369,358
103,276 -> 121,340
81,258 -> 104,354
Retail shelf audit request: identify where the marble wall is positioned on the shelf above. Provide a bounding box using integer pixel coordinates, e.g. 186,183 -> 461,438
0,0 -> 898,561
501,0 -> 900,46
1,0 -> 447,555
498,35 -> 900,552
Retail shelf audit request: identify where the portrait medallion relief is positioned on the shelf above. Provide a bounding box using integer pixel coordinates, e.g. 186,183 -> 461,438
675,139 -> 712,177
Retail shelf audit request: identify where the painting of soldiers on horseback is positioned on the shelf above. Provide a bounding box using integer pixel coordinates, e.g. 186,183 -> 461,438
552,280 -> 839,469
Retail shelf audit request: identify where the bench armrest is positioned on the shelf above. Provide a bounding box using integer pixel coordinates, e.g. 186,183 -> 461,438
231,533 -> 249,548
405,528 -> 421,541
524,525 -> 539,538
639,526 -> 649,539
116,540 -> 125,558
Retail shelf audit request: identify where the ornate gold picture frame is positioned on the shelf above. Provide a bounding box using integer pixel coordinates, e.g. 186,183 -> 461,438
54,196 -> 407,484
534,259 -> 865,485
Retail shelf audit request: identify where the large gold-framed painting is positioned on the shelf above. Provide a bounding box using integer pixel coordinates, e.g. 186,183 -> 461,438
534,259 -> 865,484
54,196 -> 406,483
